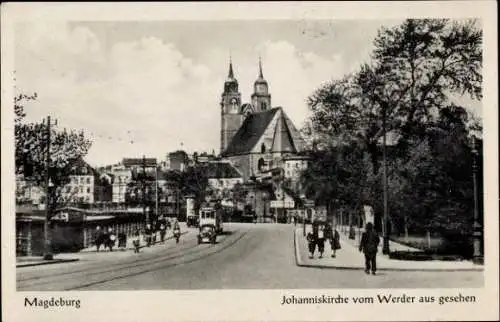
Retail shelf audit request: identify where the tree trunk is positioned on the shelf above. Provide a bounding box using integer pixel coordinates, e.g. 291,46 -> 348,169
404,216 -> 409,243
367,142 -> 380,176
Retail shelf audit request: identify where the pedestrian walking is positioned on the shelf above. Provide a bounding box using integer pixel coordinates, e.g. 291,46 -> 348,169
158,216 -> 167,243
102,227 -> 109,251
145,224 -> 152,247
132,228 -> 141,253
118,231 -> 127,250
108,228 -> 116,252
317,223 -> 325,258
359,222 -> 380,275
173,220 -> 181,244
330,225 -> 341,258
323,222 -> 340,257
306,231 -> 316,259
94,226 -> 104,252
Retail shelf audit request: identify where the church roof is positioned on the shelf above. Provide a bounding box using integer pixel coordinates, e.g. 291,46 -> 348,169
271,113 -> 297,153
204,162 -> 242,179
222,108 -> 280,156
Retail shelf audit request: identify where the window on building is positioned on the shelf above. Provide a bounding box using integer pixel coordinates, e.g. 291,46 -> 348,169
74,186 -> 78,193
261,143 -> 266,153
258,158 -> 265,171
80,187 -> 83,193
86,177 -> 90,184
87,187 -> 91,193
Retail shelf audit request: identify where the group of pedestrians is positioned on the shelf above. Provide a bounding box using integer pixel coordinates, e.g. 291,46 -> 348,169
305,220 -> 381,275
93,216 -> 182,254
94,226 -> 124,252
306,221 -> 341,259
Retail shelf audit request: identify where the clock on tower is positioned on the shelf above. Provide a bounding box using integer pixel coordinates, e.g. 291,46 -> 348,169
231,98 -> 238,112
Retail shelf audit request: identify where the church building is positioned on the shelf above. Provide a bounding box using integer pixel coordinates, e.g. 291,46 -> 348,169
219,58 -> 307,182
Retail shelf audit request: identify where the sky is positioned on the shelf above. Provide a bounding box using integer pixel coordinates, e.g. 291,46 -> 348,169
14,19 -> 482,167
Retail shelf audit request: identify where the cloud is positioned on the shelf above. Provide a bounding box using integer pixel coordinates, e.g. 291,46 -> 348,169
257,40 -> 346,128
14,22 -> 354,166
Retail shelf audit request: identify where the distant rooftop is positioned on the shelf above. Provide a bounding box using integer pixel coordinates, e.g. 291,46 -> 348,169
123,158 -> 157,167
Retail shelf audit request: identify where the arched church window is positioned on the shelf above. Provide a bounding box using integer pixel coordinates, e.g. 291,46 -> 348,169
261,102 -> 267,110
258,158 -> 265,171
261,144 -> 266,154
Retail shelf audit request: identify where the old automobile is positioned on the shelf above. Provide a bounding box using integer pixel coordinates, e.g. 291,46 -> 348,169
197,207 -> 220,244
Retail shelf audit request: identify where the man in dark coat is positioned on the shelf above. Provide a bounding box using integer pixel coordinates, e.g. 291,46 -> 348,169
94,226 -> 104,252
359,222 -> 380,275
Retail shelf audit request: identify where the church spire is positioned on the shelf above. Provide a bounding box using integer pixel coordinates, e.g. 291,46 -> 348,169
258,56 -> 263,78
255,56 -> 267,83
228,57 -> 234,79
224,56 -> 238,93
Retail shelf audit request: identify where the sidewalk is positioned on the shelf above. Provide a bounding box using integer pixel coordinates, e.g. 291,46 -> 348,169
17,224 -> 190,268
335,224 -> 422,253
294,227 -> 483,272
16,255 -> 80,267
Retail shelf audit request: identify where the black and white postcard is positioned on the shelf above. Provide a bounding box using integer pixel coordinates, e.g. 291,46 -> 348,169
2,1 -> 498,321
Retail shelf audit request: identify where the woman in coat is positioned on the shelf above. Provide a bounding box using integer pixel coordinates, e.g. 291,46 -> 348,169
330,226 -> 341,257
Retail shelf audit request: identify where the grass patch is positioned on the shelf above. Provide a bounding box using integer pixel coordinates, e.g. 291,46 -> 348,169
391,235 -> 444,250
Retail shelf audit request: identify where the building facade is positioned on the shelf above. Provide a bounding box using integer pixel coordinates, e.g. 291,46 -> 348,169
219,58 -> 307,182
166,151 -> 188,172
204,161 -> 243,200
108,166 -> 132,204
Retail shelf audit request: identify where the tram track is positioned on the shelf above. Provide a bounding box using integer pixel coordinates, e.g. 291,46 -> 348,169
17,229 -> 248,291
18,233 -> 203,283
66,230 -> 248,290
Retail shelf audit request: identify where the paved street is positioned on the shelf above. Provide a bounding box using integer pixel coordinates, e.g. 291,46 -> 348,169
17,223 -> 483,291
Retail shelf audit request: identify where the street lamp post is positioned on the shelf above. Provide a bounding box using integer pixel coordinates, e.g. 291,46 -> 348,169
471,137 -> 483,264
382,103 -> 390,255
43,116 -> 53,260
155,166 -> 159,221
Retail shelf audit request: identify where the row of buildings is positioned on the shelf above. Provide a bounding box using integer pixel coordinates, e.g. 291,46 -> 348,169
16,153 -> 308,213
15,58 -> 315,256
16,58 -> 313,221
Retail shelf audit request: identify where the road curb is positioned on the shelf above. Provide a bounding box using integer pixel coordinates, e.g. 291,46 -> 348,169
293,229 -> 483,272
17,231 -> 190,267
16,258 -> 80,268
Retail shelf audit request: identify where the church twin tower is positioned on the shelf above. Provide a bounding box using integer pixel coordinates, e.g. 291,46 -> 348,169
220,58 -> 272,154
